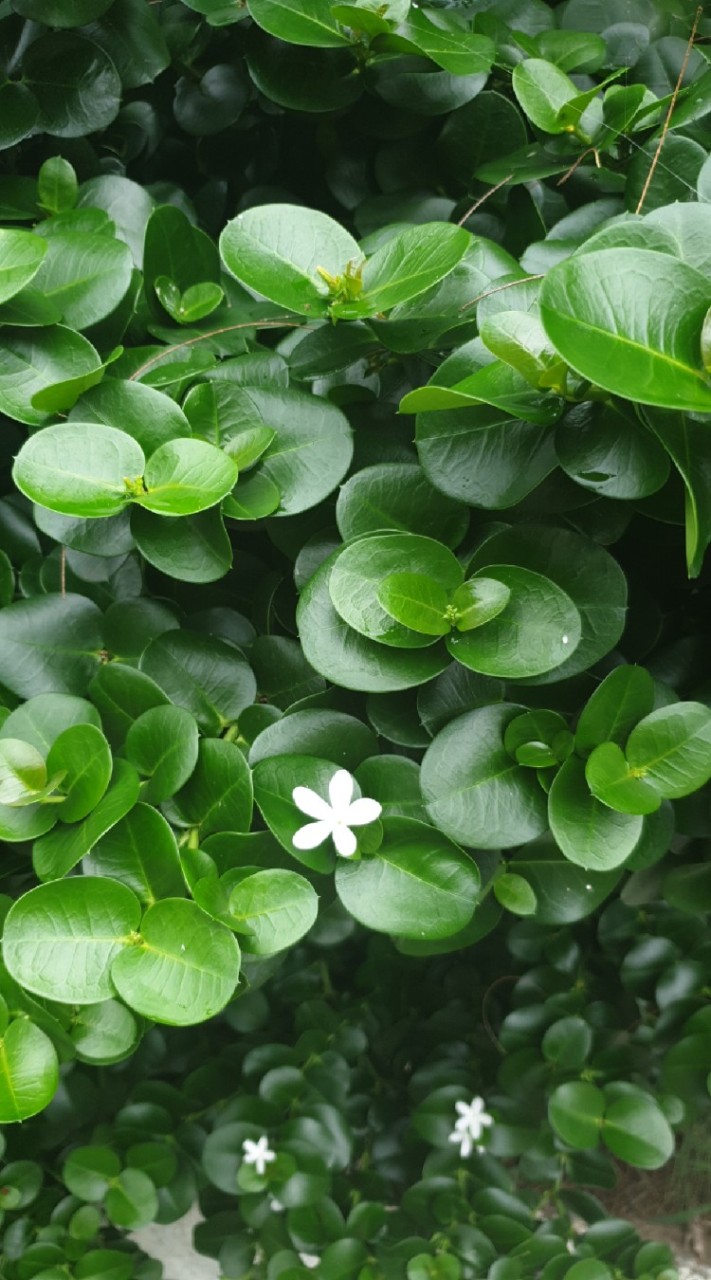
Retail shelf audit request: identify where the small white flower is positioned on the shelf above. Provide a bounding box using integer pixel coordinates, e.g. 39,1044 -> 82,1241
242,1135 -> 276,1177
292,768 -> 382,858
448,1096 -> 493,1159
299,1254 -> 320,1269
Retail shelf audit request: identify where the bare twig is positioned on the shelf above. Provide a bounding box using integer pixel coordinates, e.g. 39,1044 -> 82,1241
460,273 -> 544,313
635,5 -> 703,214
59,546 -> 66,598
557,146 -> 601,186
457,174 -> 514,226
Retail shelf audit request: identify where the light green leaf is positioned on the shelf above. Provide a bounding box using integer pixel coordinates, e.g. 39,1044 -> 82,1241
124,706 -> 199,805
548,756 -> 643,870
247,0 -> 349,46
47,723 -> 112,822
3,877 -> 140,1004
13,423 -> 145,518
0,739 -> 48,807
575,665 -> 655,756
625,702 -> 711,798
540,248 -> 711,412
585,742 -> 661,816
0,1020 -> 59,1123
377,573 -> 450,636
449,577 -> 511,632
602,1095 -> 674,1169
110,899 -> 240,1025
30,232 -> 132,330
0,229 -> 46,305
333,224 -> 471,318
549,1081 -> 604,1149
228,869 -> 318,954
138,439 -> 237,516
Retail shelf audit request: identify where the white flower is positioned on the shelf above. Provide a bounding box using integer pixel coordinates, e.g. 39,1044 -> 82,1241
242,1135 -> 276,1177
292,768 -> 382,858
299,1255 -> 320,1269
448,1096 -> 493,1159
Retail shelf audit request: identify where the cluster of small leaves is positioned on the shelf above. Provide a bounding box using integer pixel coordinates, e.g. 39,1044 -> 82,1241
2,908 -> 708,1279
0,5 -> 710,1277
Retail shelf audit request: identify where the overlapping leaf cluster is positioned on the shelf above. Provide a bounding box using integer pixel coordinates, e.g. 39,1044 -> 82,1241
0,0 -> 710,1273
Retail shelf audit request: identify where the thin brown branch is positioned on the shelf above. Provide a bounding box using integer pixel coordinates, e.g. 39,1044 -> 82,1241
457,174 -> 514,226
635,5 -> 703,214
460,274 -> 544,313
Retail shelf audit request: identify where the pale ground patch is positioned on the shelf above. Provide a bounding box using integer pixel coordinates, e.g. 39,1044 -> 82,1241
132,1206 -> 219,1280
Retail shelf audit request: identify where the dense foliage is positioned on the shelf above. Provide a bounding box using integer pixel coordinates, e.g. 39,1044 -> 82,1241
0,0 -> 710,1275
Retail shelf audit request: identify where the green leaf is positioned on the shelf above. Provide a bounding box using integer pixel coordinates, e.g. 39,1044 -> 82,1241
494,872 -> 537,916
556,400 -> 669,500
228,869 -> 318,954
447,565 -> 581,679
47,723 -> 112,822
0,594 -> 103,698
30,233 -> 132,330
249,709 -> 376,771
585,742 -> 661,816
540,249 -> 711,413
247,0 -> 349,46
24,32 -> 122,137
105,1169 -> 158,1230
548,1081 -> 604,1149
575,665 -> 655,756
0,83 -> 40,152
70,999 -> 139,1066
329,533 -> 462,648
124,706 -> 199,804
335,462 -> 468,549
143,204 -> 221,315
449,577 -> 511,632
222,471 -> 280,520
132,507 -> 232,583
90,802 -> 184,905
542,1016 -> 593,1069
333,224 -> 471,318
625,702 -> 711,798
140,631 -> 256,735
0,1020 -> 59,1123
32,758 -> 141,881
253,753 -> 339,872
602,1095 -> 674,1169
465,524 -> 627,685
72,376 -> 192,457
0,739 -> 48,806
63,1145 -> 121,1200
512,58 -> 578,132
0,229 -> 46,305
548,756 -> 643,871
137,439 -> 237,516
170,738 -> 253,837
421,704 -> 548,849
3,877 -> 140,1004
377,573 -> 450,636
0,325 -> 104,427
220,204 -> 359,316
335,817 -> 479,939
13,423 -> 145,518
110,899 -> 240,1025
385,11 -> 495,76
174,67 -> 249,139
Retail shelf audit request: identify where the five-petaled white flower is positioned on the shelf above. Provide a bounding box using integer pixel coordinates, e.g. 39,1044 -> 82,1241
448,1096 -> 493,1159
292,769 -> 382,858
242,1135 -> 276,1177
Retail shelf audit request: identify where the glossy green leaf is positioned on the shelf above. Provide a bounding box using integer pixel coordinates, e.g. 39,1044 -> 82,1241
249,709 -> 376,771
625,702 -> 711,798
421,704 -> 548,849
220,204 -> 359,316
105,1169 -> 158,1229
13,423 -> 145,518
447,565 -> 581,679
494,873 -> 537,917
90,802 -> 184,906
124,706 -> 199,804
0,1020 -> 59,1123
335,817 -> 479,939
110,899 -> 240,1025
585,742 -> 661,816
512,58 -> 578,132
643,406 -> 711,577
548,756 -> 643,871
0,739 -> 48,806
140,631 -> 256,735
0,594 -> 103,698
548,1081 -> 604,1149
136,439 -> 237,516
70,998 -> 140,1066
540,249 -> 711,412
30,233 -> 132,330
12,0 -> 114,24
32,758 -> 140,881
333,224 -> 471,318
46,723 -> 112,822
247,0 -> 349,46
602,1095 -> 674,1170
449,577 -> 511,632
72,376 -> 192,456
329,533 -> 462,648
170,738 -> 253,837
377,573 -> 450,636
132,507 -> 232,583
386,11 -> 495,76
335,463 -> 468,549
228,869 -> 318,954
0,229 -> 46,305
575,665 -> 655,757
3,877 -> 140,1004
24,32 -> 122,138
0,326 -> 104,427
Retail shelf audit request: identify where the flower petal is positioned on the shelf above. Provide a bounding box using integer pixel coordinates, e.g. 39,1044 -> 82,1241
292,785 -> 332,820
293,820 -> 333,850
333,824 -> 357,857
346,797 -> 382,826
328,769 -> 354,816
